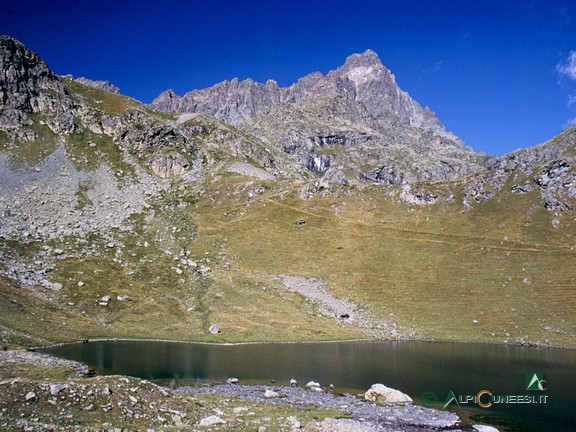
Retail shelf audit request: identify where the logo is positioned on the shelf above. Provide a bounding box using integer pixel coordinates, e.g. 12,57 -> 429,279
422,372 -> 548,410
443,390 -> 459,408
420,391 -> 438,408
526,373 -> 547,391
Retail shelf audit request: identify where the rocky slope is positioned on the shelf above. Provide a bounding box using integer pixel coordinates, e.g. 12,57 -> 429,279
0,35 -> 575,352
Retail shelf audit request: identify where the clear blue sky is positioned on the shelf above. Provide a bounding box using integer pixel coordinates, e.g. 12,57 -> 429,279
2,0 -> 576,155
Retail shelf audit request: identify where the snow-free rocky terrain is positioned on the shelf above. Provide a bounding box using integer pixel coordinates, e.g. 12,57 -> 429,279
2,32 -> 573,432
1,34 -> 575,348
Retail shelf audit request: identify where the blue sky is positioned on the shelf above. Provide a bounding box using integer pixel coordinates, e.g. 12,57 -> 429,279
2,0 -> 576,155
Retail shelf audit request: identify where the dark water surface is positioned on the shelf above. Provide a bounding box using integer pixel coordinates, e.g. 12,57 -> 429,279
39,340 -> 576,431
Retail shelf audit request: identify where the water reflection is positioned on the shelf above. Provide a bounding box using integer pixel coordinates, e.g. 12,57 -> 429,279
40,340 -> 576,432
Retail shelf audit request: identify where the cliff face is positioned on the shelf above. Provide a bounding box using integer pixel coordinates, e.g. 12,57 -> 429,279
0,35 -> 72,131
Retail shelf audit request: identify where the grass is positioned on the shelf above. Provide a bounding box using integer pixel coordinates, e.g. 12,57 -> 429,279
0,118 -> 59,169
1,173 -> 574,347
63,78 -> 131,115
187,178 -> 576,346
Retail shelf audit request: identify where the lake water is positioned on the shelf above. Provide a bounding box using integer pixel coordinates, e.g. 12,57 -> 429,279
38,340 -> 576,431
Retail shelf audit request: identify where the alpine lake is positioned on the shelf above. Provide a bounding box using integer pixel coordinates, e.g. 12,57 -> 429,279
37,340 -> 576,432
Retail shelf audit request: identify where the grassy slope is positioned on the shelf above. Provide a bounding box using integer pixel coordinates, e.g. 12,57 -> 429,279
190,179 -> 575,346
3,171 -> 573,348
0,83 -> 574,348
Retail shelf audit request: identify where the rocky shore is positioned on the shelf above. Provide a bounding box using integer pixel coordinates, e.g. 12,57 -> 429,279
176,382 -> 463,431
0,349 -> 504,431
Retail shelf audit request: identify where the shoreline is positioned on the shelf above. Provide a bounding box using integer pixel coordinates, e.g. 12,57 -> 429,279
29,335 -> 576,351
174,382 -> 465,431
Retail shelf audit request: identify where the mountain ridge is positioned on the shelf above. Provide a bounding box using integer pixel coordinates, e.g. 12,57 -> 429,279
151,49 -> 465,148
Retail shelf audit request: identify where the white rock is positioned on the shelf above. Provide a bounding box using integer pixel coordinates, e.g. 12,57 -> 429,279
25,391 -> 36,401
49,383 -> 68,395
51,282 -> 63,291
306,381 -> 321,389
227,378 -> 239,384
78,281 -> 85,287
364,383 -> 413,405
117,295 -> 131,302
233,407 -> 248,414
290,379 -> 298,386
287,416 -> 301,429
101,295 -> 111,302
264,390 -> 279,398
473,425 -> 500,432
208,324 -> 220,334
199,415 -> 226,426
199,265 -> 212,276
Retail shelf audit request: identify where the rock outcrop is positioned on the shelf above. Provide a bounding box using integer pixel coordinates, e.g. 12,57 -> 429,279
0,35 -> 71,130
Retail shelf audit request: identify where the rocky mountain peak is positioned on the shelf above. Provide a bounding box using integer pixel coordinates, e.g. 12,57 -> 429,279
341,49 -> 383,69
0,35 -> 68,129
152,88 -> 182,112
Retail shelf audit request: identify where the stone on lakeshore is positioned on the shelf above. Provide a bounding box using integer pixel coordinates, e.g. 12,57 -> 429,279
306,381 -> 321,389
364,383 -> 412,405
264,389 -> 279,398
208,323 -> 220,334
227,377 -> 239,384
473,425 -> 500,432
290,378 -> 298,386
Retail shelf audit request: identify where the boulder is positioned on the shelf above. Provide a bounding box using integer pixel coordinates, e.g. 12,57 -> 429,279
49,384 -> 68,396
364,383 -> 412,405
208,323 -> 220,334
150,154 -> 190,178
306,381 -> 321,389
264,389 -> 279,398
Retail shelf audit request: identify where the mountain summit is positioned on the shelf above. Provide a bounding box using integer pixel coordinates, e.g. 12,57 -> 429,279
152,49 -> 476,184
151,50 -> 456,143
